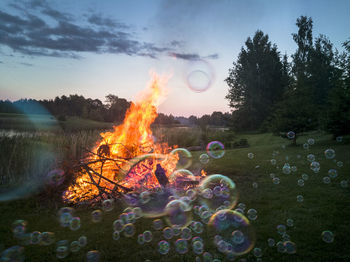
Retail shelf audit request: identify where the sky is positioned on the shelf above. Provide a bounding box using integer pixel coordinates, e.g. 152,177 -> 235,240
0,0 -> 349,117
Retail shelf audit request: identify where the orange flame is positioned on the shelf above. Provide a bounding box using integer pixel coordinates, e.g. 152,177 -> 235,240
63,73 -> 178,203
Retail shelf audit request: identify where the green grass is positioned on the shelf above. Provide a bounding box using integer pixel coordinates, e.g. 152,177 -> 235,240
0,131 -> 349,261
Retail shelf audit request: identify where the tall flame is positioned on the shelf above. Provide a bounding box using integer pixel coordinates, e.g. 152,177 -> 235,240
64,73 -> 177,203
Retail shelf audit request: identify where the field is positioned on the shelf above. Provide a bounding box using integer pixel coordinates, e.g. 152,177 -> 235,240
0,129 -> 349,261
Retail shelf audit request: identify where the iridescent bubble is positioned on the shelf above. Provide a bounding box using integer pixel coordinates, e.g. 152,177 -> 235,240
59,210 -> 73,228
40,232 -> 54,246
232,230 -> 245,244
277,224 -> 286,235
336,161 -> 343,167
163,227 -> 174,239
137,234 -> 145,245
185,59 -> 214,93
1,246 -> 24,261
113,219 -> 124,232
270,159 -> 276,165
323,177 -> 331,184
70,241 -> 80,252
247,209 -> 257,221
199,154 -> 210,164
112,231 -> 120,241
181,227 -> 192,240
165,200 -> 192,228
310,161 -> 320,173
78,236 -> 87,247
186,189 -> 197,201
86,250 -> 100,262
297,179 -> 304,187
282,164 -> 291,175
56,246 -> 69,259
276,241 -> 286,253
267,238 -> 275,247
175,239 -> 188,254
138,188 -> 176,218
324,149 -> 336,159
169,169 -> 197,192
133,207 -> 143,219
203,252 -> 213,262
282,241 -> 296,254
192,240 -> 204,255
302,173 -> 309,180
303,143 -> 309,150
307,154 -> 315,162
286,219 -> 294,227
170,148 -> 192,169
272,177 -> 280,185
91,210 -> 102,223
247,153 -> 254,159
291,166 -> 297,172
153,219 -> 164,230
296,195 -> 304,203
206,141 -> 225,159
340,180 -> 348,188
208,210 -> 255,256
46,168 -> 65,186
192,221 -> 204,234
158,240 -> 170,255
172,225 -> 181,236
336,136 -> 343,142
122,223 -> 135,237
307,138 -> 315,145
286,131 -> 295,139
102,199 -> 114,212
199,174 -> 238,211
143,230 -> 153,242
321,231 -> 334,243
253,247 -> 262,257
30,231 -> 41,245
69,217 -> 81,231
328,169 -> 338,178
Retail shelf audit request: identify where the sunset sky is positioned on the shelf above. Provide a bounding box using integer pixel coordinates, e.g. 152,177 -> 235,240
1,0 -> 349,117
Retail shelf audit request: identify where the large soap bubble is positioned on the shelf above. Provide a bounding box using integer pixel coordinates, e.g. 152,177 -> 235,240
198,174 -> 238,211
185,60 -> 215,93
165,199 -> 192,228
208,210 -> 255,256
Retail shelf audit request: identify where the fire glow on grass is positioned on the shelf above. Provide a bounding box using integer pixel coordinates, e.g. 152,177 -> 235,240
63,73 -> 182,203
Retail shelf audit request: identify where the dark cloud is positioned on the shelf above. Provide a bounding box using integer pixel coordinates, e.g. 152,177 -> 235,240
1,1 -> 219,61
19,62 -> 33,66
168,52 -> 219,61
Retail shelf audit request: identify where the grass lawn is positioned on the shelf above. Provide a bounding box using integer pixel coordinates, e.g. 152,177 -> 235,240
0,132 -> 349,261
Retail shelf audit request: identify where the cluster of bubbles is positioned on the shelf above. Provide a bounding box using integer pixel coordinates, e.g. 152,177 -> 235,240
3,134 -> 348,261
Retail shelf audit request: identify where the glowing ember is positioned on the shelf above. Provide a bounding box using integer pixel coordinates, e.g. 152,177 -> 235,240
63,73 -> 180,203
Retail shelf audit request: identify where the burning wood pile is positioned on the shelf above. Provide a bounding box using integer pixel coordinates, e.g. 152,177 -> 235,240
63,73 -> 203,204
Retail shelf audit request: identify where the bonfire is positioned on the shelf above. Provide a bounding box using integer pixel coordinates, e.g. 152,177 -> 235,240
63,73 -> 201,204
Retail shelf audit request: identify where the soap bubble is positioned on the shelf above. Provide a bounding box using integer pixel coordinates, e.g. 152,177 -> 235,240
165,199 -> 192,228
208,210 -> 255,255
169,169 -> 197,192
185,59 -> 214,93
277,224 -> 286,235
272,177 -> 280,185
70,241 -> 80,253
30,231 -> 41,245
56,246 -> 69,259
296,195 -> 304,202
321,231 -> 334,243
199,175 -> 238,211
297,179 -> 304,187
206,141 -> 225,159
163,227 -> 174,239
91,210 -> 102,223
170,148 -> 192,169
158,240 -> 170,255
284,241 -> 296,254
78,236 -> 87,247
336,136 -> 343,142
302,173 -> 309,180
247,153 -> 254,159
69,217 -> 81,231
282,164 -> 291,174
286,219 -> 294,227
310,161 -> 320,173
175,239 -> 188,254
253,247 -> 262,257
102,199 -> 114,212
303,143 -> 309,150
181,227 -> 192,240
270,159 -> 276,165
267,238 -> 275,247
307,138 -> 315,145
247,209 -> 257,221
199,154 -> 210,164
1,246 -> 24,261
112,231 -> 120,240
137,234 -> 145,245
336,161 -> 343,167
153,219 -> 164,230
307,154 -> 315,162
143,231 -> 153,242
323,177 -> 331,184
286,131 -> 295,139
328,169 -> 338,178
340,180 -> 348,188
86,250 -> 100,262
324,149 -> 335,159
122,223 -> 135,237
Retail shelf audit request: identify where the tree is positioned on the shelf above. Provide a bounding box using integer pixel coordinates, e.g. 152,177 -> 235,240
225,30 -> 285,130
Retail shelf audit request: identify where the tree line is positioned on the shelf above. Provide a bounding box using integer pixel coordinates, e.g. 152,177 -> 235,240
225,16 -> 350,138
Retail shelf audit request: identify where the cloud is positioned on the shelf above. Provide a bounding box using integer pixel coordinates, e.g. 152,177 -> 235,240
168,52 -> 219,61
1,1 -> 219,61
19,62 -> 33,66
